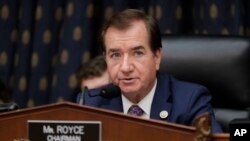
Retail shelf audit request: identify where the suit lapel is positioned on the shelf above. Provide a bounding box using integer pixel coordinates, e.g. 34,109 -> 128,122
150,73 -> 172,121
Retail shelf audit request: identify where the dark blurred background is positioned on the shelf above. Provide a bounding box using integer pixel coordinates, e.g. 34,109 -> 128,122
0,0 -> 250,108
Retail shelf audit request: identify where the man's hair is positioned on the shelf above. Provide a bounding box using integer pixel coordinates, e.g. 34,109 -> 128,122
101,9 -> 162,53
76,56 -> 107,86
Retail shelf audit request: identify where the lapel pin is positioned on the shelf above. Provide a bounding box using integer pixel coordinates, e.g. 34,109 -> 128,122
159,110 -> 168,119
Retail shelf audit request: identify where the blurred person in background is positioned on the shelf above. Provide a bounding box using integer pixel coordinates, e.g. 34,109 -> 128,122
75,55 -> 110,90
74,55 -> 111,103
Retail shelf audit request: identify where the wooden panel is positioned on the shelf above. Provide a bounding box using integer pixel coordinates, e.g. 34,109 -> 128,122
0,102 -> 229,141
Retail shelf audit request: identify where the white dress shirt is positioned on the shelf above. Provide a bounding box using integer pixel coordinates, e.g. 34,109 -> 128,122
122,79 -> 157,119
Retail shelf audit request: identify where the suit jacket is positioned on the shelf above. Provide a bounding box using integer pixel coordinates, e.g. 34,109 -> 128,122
83,73 -> 222,133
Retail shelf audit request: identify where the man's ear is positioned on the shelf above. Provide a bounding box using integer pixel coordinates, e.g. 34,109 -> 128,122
154,48 -> 162,70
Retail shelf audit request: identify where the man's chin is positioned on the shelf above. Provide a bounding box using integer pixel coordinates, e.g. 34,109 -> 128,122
121,88 -> 139,95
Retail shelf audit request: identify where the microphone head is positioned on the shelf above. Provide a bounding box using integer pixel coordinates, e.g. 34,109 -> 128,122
100,83 -> 121,98
0,102 -> 19,113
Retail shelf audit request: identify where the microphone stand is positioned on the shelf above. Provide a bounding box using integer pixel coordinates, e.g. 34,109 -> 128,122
78,86 -> 88,105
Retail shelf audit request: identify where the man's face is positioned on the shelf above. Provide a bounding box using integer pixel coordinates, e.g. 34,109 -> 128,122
104,20 -> 162,103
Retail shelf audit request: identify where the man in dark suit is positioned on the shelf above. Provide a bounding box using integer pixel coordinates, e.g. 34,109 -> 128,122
84,9 -> 222,133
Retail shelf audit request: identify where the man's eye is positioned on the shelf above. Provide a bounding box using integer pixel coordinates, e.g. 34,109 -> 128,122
134,51 -> 144,57
110,53 -> 121,59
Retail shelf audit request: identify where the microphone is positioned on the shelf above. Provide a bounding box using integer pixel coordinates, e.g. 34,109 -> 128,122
77,86 -> 88,105
99,83 -> 121,98
88,83 -> 121,99
0,102 -> 19,113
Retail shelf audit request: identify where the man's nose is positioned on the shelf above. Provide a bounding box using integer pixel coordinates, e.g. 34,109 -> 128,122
120,55 -> 133,73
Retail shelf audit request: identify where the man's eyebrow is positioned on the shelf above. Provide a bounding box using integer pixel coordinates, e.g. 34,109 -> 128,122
132,46 -> 145,51
107,46 -> 145,53
107,48 -> 120,53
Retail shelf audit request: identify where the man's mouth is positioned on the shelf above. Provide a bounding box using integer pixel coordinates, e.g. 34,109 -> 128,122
119,78 -> 136,84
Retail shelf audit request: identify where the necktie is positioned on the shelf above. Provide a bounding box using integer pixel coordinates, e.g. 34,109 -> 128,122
128,105 -> 144,116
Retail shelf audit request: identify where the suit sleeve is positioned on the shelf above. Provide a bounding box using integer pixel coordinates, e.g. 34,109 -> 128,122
186,86 -> 223,133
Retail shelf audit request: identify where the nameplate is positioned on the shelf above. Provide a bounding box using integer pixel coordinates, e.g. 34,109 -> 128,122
229,118 -> 250,141
28,120 -> 101,141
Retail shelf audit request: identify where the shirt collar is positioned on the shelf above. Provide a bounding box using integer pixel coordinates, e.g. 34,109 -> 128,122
122,79 -> 157,119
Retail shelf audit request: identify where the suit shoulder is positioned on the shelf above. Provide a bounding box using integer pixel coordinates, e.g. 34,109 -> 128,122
158,73 -> 209,93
